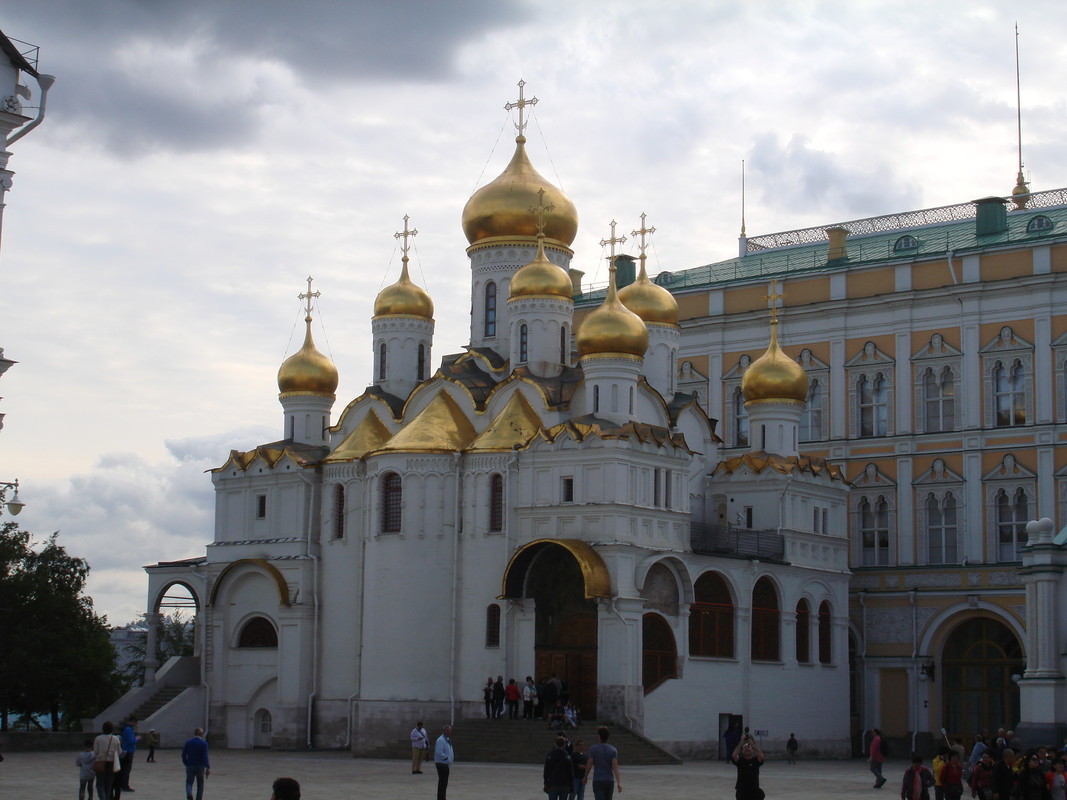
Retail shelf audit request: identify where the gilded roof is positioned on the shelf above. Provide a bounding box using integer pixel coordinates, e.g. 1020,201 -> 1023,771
277,319 -> 339,395
468,391 -> 544,452
437,358 -> 500,411
212,440 -> 328,473
373,258 -> 434,319
741,321 -> 808,403
713,451 -> 846,480
375,390 -> 477,454
541,414 -> 691,452
323,409 -> 392,463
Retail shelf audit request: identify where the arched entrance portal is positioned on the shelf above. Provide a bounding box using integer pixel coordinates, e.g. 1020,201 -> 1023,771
941,617 -> 1023,739
502,540 -> 612,719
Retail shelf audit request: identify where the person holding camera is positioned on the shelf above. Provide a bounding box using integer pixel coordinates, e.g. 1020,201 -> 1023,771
732,733 -> 766,800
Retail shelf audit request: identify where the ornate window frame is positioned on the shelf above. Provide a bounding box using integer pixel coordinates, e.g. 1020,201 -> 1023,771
722,355 -> 751,448
846,342 -> 895,438
798,349 -> 829,442
912,334 -> 962,434
1052,331 -> 1067,424
913,458 -> 965,565
850,463 -> 897,566
982,454 -> 1037,563
678,360 -> 709,413
980,327 -> 1033,429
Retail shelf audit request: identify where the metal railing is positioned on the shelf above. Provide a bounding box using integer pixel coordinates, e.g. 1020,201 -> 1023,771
690,522 -> 785,559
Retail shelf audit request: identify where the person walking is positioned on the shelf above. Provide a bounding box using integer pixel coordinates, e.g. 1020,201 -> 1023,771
506,678 -> 521,719
583,725 -> 622,800
145,730 -> 159,763
434,725 -> 454,800
787,733 -> 799,765
732,732 -> 765,800
181,728 -> 210,800
871,729 -> 888,789
544,736 -> 576,800
118,716 -> 140,792
410,720 -> 429,774
570,739 -> 589,800
482,677 -> 493,719
991,750 -> 1017,800
92,721 -> 121,800
901,754 -> 935,800
76,739 -> 96,800
970,751 -> 995,800
943,750 -> 965,800
492,676 -> 505,719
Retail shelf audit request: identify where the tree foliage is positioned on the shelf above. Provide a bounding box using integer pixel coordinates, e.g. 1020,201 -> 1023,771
0,521 -> 122,730
121,611 -> 195,686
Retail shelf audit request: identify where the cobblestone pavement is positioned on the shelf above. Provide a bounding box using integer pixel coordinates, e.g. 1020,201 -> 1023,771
0,748 -> 906,800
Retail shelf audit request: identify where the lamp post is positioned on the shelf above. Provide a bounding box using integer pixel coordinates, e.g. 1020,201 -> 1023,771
0,479 -> 24,515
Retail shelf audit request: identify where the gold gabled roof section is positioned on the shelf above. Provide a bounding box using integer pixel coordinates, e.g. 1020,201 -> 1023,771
468,391 -> 543,452
713,452 -> 846,481
212,444 -> 319,473
375,390 -> 477,454
324,410 -> 392,463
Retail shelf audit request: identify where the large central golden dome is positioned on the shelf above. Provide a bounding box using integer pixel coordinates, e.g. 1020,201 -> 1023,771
278,318 -> 339,395
741,322 -> 808,403
462,136 -> 578,246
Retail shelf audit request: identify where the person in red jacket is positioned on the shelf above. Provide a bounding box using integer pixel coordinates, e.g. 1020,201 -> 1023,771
871,729 -> 887,789
505,679 -> 522,720
942,750 -> 965,800
970,751 -> 995,800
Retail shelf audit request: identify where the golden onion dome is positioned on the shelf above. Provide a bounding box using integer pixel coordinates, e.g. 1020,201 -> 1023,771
509,237 -> 574,300
373,258 -> 434,319
278,318 -> 339,395
461,136 -> 578,246
577,267 -> 649,358
618,257 -> 678,325
1011,170 -> 1030,210
741,322 -> 808,403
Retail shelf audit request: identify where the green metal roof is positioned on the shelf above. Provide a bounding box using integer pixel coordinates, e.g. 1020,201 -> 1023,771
575,190 -> 1067,306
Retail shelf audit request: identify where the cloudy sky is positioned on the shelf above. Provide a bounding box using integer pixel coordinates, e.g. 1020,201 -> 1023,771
1,1 -> 1065,625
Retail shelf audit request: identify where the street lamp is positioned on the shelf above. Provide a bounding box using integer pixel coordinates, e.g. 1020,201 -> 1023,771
0,479 -> 24,515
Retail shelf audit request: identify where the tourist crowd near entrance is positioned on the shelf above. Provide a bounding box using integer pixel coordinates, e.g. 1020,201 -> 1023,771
86,79 -> 1067,757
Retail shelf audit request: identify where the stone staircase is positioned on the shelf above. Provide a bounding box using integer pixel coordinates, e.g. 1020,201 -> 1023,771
357,717 -> 682,765
131,686 -> 186,721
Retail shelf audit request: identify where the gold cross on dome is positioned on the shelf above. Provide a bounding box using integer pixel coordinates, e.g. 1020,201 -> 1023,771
763,279 -> 784,323
632,212 -> 656,259
528,187 -> 555,238
504,79 -> 538,136
299,275 -> 320,318
600,220 -> 627,266
394,214 -> 418,260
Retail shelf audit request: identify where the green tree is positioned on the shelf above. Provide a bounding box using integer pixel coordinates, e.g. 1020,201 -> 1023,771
121,611 -> 195,686
0,521 -> 121,730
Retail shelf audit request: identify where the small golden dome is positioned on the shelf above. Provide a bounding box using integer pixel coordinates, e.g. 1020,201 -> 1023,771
509,237 -> 574,300
278,318 -> 339,395
577,268 -> 649,358
373,258 -> 434,318
618,257 -> 678,325
741,322 -> 808,403
1011,170 -> 1030,210
461,136 -> 578,246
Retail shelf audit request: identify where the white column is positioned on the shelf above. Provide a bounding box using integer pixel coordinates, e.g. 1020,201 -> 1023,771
144,612 -> 161,684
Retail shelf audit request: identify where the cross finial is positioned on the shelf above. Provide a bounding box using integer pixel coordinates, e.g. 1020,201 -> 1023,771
600,220 -> 627,266
631,212 -> 656,260
394,214 -> 418,262
763,279 -> 784,324
504,79 -> 538,137
528,187 -> 555,238
299,275 -> 320,321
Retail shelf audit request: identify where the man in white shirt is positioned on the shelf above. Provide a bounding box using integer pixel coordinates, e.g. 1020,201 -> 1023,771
410,721 -> 429,774
434,725 -> 455,800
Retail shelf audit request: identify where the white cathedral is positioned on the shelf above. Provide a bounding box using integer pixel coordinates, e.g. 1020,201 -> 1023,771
129,90 -> 854,758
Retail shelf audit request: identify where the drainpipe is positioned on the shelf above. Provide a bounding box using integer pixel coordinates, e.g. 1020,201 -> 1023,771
449,453 -> 464,726
910,589 -> 918,755
946,250 -> 958,285
300,471 -> 320,749
6,73 -> 55,146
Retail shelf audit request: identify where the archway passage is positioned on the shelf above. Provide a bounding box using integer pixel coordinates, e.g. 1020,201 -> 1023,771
522,543 -> 600,718
642,613 -> 677,693
941,617 -> 1023,739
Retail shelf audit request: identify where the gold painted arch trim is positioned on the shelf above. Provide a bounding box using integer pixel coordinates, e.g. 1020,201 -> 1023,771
208,558 -> 290,608
500,539 -> 613,601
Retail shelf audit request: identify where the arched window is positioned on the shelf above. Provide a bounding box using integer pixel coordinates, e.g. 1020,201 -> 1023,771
332,484 -> 345,539
417,343 -> 426,381
519,324 -> 528,362
733,387 -> 749,447
237,616 -> 278,648
485,603 -> 501,648
993,360 -> 1026,427
1027,215 -> 1053,233
860,496 -> 890,565
378,342 -> 387,381
894,234 -> 919,252
818,601 -> 832,664
800,379 -> 822,442
381,472 -> 402,533
751,577 -> 780,661
560,326 -> 567,365
689,572 -> 733,657
927,492 -> 958,564
489,473 -> 504,532
858,374 -> 887,437
642,613 -> 677,692
996,487 -> 1028,561
593,385 -> 600,413
924,366 -> 955,432
795,599 -> 810,663
484,282 -> 497,337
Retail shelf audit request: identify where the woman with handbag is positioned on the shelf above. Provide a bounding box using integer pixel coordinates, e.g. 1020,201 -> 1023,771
92,721 -> 121,800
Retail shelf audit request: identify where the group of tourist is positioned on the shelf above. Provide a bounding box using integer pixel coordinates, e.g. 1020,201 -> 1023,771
543,726 -> 622,800
482,673 -> 581,725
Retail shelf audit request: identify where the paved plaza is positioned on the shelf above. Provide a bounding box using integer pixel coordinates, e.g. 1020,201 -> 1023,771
2,747 -> 903,800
